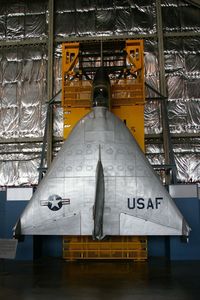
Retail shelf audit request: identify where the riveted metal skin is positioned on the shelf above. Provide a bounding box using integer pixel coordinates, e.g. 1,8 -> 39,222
13,106 -> 190,238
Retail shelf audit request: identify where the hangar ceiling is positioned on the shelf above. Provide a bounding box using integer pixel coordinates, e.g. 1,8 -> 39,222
0,0 -> 199,185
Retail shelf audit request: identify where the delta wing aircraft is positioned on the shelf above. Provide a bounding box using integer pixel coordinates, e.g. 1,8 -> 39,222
14,68 -> 190,240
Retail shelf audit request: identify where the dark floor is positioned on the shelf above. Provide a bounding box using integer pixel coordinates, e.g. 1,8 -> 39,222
0,258 -> 200,300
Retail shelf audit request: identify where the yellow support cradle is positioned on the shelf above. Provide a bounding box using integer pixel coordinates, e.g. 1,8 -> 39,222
63,236 -> 147,261
111,40 -> 145,150
62,40 -> 147,261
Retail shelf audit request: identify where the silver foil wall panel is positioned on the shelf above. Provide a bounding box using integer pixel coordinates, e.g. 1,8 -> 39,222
0,142 -> 41,185
164,37 -> 200,135
146,140 -> 200,182
0,0 -> 199,185
0,1 -> 48,40
0,46 -> 48,138
54,0 -> 156,37
162,0 -> 200,33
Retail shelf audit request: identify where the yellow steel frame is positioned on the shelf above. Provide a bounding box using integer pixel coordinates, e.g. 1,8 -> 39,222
62,42 -> 79,76
62,40 -> 147,260
62,40 -> 145,146
125,39 -> 144,77
63,236 -> 147,261
111,40 -> 145,150
62,42 -> 92,139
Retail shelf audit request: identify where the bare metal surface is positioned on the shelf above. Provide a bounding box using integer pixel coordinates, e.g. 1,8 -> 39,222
14,107 -> 190,237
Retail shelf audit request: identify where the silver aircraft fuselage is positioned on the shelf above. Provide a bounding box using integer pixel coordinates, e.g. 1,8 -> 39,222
13,68 -> 190,240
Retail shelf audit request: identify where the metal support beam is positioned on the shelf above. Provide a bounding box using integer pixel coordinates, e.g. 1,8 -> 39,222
47,0 -> 54,167
0,38 -> 47,48
0,31 -> 200,49
55,33 -> 156,44
165,31 -> 200,38
145,133 -> 200,140
0,133 -> 198,145
156,0 -> 177,184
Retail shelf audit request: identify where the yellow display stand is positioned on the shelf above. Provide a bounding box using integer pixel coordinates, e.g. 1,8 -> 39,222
62,40 -> 147,261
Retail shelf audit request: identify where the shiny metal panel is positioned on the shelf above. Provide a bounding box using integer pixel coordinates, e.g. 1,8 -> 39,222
14,107 -> 190,237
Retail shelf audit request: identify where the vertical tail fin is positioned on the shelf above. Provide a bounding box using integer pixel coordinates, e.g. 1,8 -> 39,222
93,145 -> 105,240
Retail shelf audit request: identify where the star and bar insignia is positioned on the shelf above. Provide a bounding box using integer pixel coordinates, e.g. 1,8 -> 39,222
40,194 -> 70,211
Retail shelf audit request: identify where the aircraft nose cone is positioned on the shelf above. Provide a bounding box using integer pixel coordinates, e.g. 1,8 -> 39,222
92,67 -> 110,108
